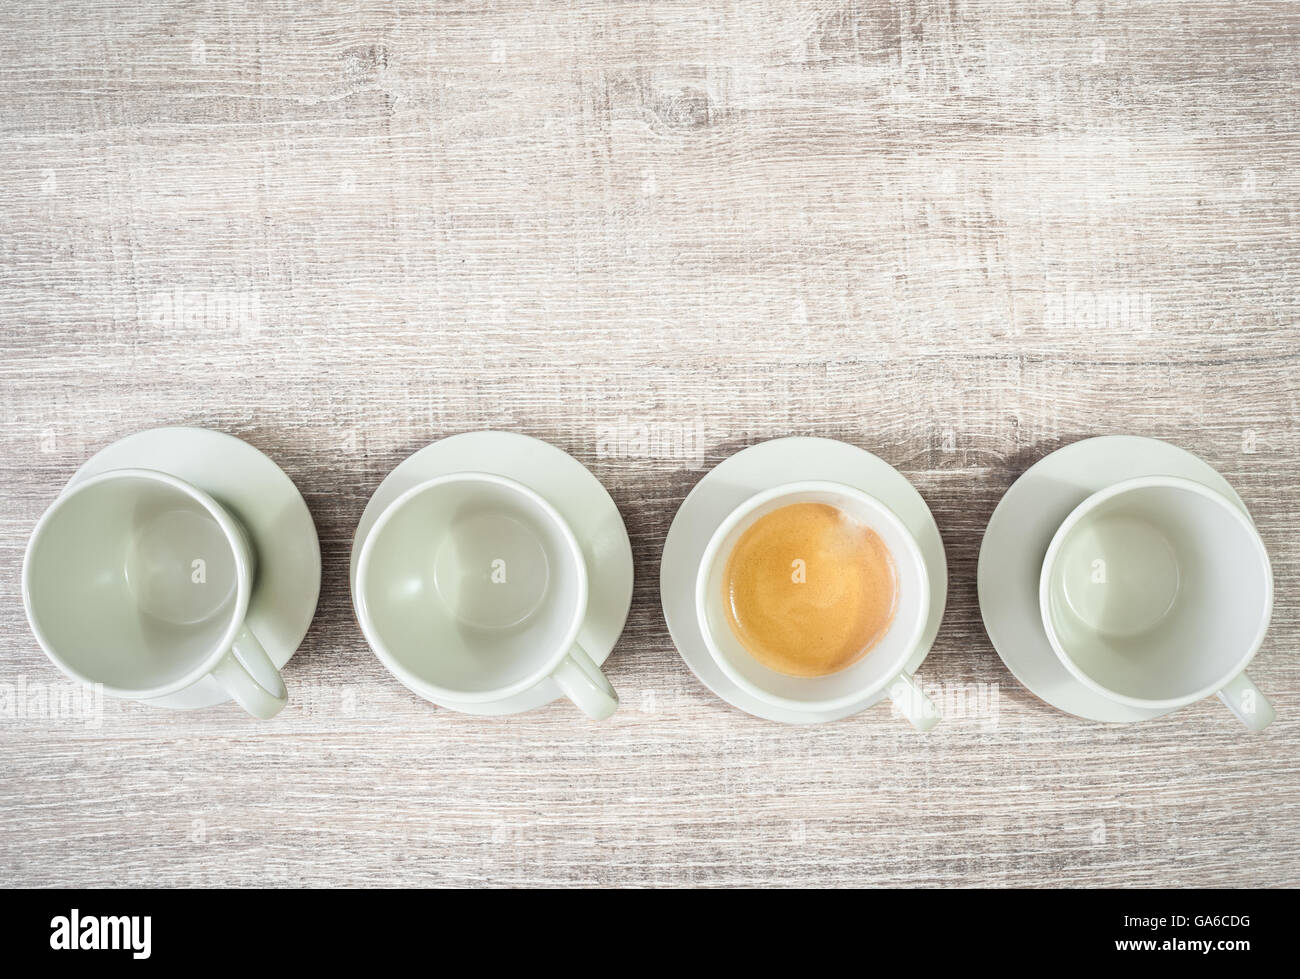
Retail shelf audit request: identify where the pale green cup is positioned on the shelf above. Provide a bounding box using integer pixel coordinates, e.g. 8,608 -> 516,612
1040,475 -> 1274,731
354,472 -> 619,719
23,468 -> 288,718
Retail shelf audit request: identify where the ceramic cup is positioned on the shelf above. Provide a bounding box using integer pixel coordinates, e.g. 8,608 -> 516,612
354,472 -> 618,720
23,468 -> 288,718
695,480 -> 938,729
1040,475 -> 1274,731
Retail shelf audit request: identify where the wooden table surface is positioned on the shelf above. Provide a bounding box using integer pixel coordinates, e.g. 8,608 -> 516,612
1,1 -> 1297,888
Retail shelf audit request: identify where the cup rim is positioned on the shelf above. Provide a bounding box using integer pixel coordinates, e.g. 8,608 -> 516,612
22,467 -> 254,700
355,470 -> 589,704
1039,474 -> 1274,710
694,479 -> 930,712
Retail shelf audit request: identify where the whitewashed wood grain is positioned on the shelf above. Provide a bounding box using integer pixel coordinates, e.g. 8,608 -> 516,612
0,0 -> 1297,887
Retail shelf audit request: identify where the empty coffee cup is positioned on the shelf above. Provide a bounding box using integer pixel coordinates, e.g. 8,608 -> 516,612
354,472 -> 618,719
1040,475 -> 1275,731
23,469 -> 288,718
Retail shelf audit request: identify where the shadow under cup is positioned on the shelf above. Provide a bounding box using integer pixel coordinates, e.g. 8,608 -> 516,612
1042,478 -> 1272,706
24,471 -> 247,695
697,483 -> 929,712
356,474 -> 587,701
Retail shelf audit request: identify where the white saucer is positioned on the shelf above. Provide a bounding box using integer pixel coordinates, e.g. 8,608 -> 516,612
978,435 -> 1253,723
349,431 -> 634,715
660,437 -> 948,724
68,427 -> 321,710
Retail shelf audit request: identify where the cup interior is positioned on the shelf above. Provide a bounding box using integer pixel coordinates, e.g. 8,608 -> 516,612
697,483 -> 928,709
358,475 -> 586,698
25,472 -> 244,693
1043,479 -> 1271,704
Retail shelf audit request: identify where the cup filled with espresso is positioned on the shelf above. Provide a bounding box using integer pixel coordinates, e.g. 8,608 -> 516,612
695,480 -> 937,729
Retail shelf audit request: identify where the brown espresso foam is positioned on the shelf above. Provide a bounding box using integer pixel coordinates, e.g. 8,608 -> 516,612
722,502 -> 898,677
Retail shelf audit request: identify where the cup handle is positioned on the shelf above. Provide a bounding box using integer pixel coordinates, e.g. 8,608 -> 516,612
552,644 -> 618,720
888,672 -> 940,732
1216,671 -> 1275,732
211,625 -> 288,719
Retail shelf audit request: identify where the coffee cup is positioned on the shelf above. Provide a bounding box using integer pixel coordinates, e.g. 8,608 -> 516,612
695,480 -> 938,729
1040,475 -> 1274,731
354,472 -> 618,719
23,468 -> 288,718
